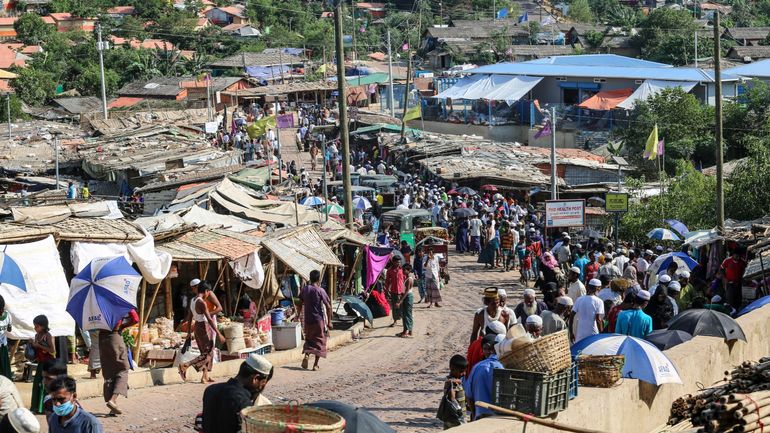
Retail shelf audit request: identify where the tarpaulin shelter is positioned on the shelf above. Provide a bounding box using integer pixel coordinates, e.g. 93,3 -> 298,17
616,80 -> 697,109
433,74 -> 542,104
578,88 -> 634,110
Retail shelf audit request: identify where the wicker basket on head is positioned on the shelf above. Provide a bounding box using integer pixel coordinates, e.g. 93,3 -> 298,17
241,404 -> 346,433
499,330 -> 571,374
577,355 -> 625,388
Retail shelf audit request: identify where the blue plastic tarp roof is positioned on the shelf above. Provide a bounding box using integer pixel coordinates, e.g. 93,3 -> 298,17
466,54 -> 740,83
724,59 -> 770,79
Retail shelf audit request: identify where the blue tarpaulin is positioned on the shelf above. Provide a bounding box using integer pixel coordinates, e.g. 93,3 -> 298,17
245,65 -> 292,80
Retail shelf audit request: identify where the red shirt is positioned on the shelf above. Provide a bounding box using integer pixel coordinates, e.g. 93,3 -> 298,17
721,257 -> 746,283
385,267 -> 405,295
585,262 -> 600,282
466,337 -> 484,377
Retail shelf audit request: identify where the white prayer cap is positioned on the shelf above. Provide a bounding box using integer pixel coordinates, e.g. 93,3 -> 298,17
588,278 -> 602,287
245,354 -> 273,376
557,296 -> 573,306
497,288 -> 508,298
523,288 -> 536,297
526,315 -> 543,326
486,320 -> 507,336
711,295 -> 722,303
8,408 -> 39,433
658,274 -> 671,284
678,271 -> 691,279
668,281 -> 681,292
570,266 -> 581,274
189,278 -> 201,287
637,290 -> 651,301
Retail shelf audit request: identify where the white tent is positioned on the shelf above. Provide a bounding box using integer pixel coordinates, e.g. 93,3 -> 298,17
434,74 -> 543,104
617,80 -> 697,110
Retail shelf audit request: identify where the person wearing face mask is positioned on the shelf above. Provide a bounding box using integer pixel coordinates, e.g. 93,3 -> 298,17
47,376 -> 102,433
201,354 -> 274,433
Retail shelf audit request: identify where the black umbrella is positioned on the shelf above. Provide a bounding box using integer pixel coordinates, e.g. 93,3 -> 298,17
309,400 -> 395,433
644,329 -> 693,350
341,295 -> 373,325
455,186 -> 477,196
453,208 -> 477,218
667,309 -> 747,342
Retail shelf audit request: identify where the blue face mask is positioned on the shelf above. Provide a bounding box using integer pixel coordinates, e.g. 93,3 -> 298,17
53,400 -> 75,417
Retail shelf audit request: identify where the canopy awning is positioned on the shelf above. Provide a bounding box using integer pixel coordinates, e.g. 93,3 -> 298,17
617,80 -> 698,110
433,74 -> 542,104
578,88 -> 634,111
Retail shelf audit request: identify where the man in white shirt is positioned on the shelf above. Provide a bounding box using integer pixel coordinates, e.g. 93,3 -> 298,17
566,266 -> 586,302
572,278 -> 605,342
469,216 -> 483,254
598,253 -> 622,279
613,249 -> 630,273
637,250 -> 652,287
554,235 -> 571,271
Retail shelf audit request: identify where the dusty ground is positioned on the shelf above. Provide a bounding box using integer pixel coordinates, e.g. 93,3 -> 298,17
70,252 -> 528,432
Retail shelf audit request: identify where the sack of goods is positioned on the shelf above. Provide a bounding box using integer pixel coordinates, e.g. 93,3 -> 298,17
223,323 -> 246,352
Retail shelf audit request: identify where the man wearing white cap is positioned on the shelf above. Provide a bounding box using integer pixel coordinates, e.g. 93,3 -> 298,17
572,279 -> 604,342
638,250 -> 652,284
202,354 -> 274,433
513,289 -> 548,324
666,281 -> 681,316
616,290 -> 653,338
598,253 -> 622,279
541,297 -> 571,336
0,407 -> 39,433
566,266 -> 585,303
525,315 -> 543,338
677,271 -> 696,310
496,289 -> 517,328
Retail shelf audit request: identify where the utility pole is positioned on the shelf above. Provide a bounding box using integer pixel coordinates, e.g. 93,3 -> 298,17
351,0 -> 357,62
334,2 -> 354,226
5,94 -> 10,140
54,132 -> 61,189
96,23 -> 109,120
387,29 -> 395,117
400,51 -> 412,140
322,139 -> 328,222
550,106 -> 557,200
714,11 -> 725,234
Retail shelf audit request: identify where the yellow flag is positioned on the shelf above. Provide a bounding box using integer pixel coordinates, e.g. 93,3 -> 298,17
246,115 -> 277,139
643,124 -> 658,160
403,105 -> 421,122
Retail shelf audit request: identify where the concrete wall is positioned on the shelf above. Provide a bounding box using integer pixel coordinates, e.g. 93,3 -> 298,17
452,307 -> 770,433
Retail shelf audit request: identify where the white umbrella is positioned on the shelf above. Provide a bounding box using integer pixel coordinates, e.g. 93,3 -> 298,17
352,196 -> 372,210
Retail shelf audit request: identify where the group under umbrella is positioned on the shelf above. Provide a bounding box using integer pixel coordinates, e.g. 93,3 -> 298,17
667,309 -> 746,342
453,208 -> 477,218
647,228 -> 681,241
643,329 -> 693,351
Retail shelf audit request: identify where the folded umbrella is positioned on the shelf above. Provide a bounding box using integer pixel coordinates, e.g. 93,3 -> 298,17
571,334 -> 682,385
667,309 -> 746,341
738,295 -> 770,317
309,400 -> 395,433
67,256 -> 142,331
644,329 -> 693,351
341,295 -> 373,325
453,208 -> 477,218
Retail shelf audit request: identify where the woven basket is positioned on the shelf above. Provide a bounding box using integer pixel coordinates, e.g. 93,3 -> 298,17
577,355 -> 625,388
242,404 -> 346,433
499,330 -> 571,374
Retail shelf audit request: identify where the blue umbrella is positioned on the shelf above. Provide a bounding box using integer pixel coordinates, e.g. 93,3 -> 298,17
738,295 -> 770,317
341,295 -> 373,325
352,196 -> 372,210
647,228 -> 681,241
301,196 -> 326,207
571,334 -> 682,385
0,253 -> 26,292
665,219 -> 690,237
67,256 -> 142,331
648,252 -> 698,277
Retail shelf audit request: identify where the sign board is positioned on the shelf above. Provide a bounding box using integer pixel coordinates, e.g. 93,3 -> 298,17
276,114 -> 294,129
204,121 -> 218,133
605,192 -> 629,213
545,200 -> 586,228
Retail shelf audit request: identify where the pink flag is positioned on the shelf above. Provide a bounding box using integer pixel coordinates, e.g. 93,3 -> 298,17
365,246 -> 392,289
657,139 -> 665,156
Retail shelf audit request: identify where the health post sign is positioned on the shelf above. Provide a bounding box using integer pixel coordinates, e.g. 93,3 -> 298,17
545,200 -> 586,228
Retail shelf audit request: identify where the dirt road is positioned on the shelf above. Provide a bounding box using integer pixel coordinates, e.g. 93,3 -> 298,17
76,252 -> 528,432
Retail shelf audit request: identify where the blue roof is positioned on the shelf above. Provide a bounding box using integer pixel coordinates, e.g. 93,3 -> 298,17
467,55 -> 740,83
724,59 -> 770,79
524,54 -> 670,68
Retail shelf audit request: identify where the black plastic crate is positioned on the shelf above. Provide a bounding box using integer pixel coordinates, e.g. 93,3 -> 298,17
493,366 -> 571,417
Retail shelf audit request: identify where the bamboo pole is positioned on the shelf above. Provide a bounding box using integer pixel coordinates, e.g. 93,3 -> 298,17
474,402 -> 610,433
164,277 -> 173,319
343,249 -> 363,294
134,280 -> 147,364
224,264 -> 232,317
141,283 -> 162,330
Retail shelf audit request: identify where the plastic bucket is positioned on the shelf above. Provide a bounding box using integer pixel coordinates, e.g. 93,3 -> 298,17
270,308 -> 285,326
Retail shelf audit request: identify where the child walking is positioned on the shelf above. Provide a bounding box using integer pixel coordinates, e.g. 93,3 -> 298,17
520,249 -> 533,287
30,314 -> 55,414
437,354 -> 467,429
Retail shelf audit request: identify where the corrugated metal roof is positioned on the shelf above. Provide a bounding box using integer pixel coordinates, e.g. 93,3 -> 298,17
724,59 -> 770,78
467,55 -> 739,82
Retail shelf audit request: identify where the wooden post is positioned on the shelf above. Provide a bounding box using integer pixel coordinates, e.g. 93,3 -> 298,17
142,283 -> 162,329
224,264 -> 232,317
328,265 -> 336,300
134,280 -> 147,364
164,276 -> 173,319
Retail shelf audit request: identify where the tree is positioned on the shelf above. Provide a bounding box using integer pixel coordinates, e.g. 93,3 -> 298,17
75,63 -> 120,96
0,95 -> 26,122
11,67 -> 57,106
584,30 -> 605,48
569,0 -> 593,23
14,13 -> 54,45
723,81 -> 770,159
635,8 -> 709,65
619,87 -> 714,176
727,140 -> 770,220
621,162 -> 717,242
131,0 -> 170,20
